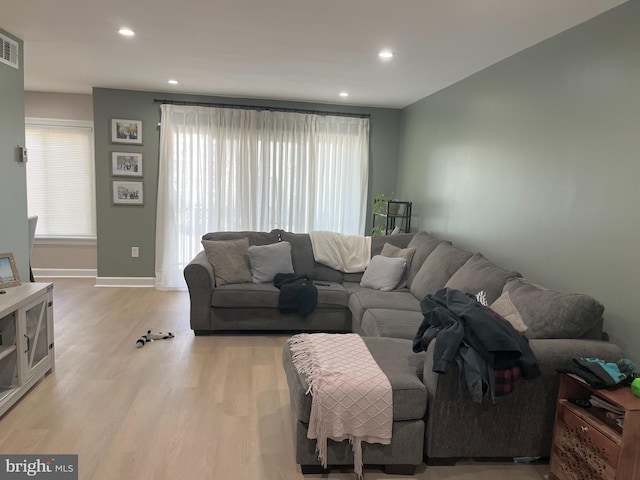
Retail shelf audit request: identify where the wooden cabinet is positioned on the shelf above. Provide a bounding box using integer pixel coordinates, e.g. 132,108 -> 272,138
549,373 -> 640,480
0,283 -> 54,418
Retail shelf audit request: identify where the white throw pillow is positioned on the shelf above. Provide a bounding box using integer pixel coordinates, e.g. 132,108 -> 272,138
359,255 -> 407,291
248,241 -> 294,283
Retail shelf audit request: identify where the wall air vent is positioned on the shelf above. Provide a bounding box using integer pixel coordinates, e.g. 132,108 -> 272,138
0,33 -> 19,69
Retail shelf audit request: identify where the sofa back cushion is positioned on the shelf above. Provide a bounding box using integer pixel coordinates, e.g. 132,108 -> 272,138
371,233 -> 414,257
444,253 -> 521,305
202,230 -> 280,246
409,243 -> 473,300
493,277 -> 604,339
405,232 -> 448,287
279,231 -> 343,282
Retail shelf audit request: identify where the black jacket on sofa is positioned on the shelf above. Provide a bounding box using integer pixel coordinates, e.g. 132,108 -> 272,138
413,288 -> 540,401
274,273 -> 318,316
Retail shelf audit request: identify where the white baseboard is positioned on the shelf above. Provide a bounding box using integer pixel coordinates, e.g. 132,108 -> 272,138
33,268 -> 97,278
95,277 -> 156,288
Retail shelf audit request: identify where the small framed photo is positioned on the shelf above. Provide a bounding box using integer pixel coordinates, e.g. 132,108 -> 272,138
112,180 -> 144,205
111,118 -> 143,145
0,252 -> 21,289
112,152 -> 143,177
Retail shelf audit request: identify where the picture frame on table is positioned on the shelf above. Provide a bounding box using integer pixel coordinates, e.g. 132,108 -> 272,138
111,118 -> 143,145
112,180 -> 144,205
0,252 -> 21,289
112,152 -> 143,177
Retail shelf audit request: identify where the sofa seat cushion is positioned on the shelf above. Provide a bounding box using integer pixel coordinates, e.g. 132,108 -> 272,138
361,309 -> 423,340
348,289 -> 420,324
444,252 -> 521,305
409,243 -> 473,300
212,281 -> 349,308
283,337 -> 426,423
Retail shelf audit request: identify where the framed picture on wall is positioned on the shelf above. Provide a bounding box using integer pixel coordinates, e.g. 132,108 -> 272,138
111,118 -> 143,145
0,252 -> 21,289
112,152 -> 143,177
112,180 -> 144,205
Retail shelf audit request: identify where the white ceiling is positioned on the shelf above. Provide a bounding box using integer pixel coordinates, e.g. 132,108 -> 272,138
2,0 -> 627,109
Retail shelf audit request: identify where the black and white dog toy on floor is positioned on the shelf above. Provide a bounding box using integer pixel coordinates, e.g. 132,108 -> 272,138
136,330 -> 175,348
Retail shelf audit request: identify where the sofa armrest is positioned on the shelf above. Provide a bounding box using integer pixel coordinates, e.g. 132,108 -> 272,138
183,250 -> 215,332
422,338 -> 625,397
421,338 -> 626,459
528,338 -> 625,374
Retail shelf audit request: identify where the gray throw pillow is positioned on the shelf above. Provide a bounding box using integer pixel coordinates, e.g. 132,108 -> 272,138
501,277 -> 604,339
248,241 -> 294,283
202,238 -> 252,286
360,255 -> 407,291
445,252 -> 521,304
380,243 -> 416,289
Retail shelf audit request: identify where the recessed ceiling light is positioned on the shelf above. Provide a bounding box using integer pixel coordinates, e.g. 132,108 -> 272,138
168,79 -> 179,85
378,50 -> 394,60
118,28 -> 135,37
339,92 -> 349,97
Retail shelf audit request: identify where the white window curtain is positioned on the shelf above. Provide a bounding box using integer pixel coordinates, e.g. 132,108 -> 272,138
155,104 -> 370,290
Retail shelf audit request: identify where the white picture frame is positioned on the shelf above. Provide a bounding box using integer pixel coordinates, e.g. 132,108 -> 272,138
112,180 -> 144,205
111,118 -> 143,145
112,152 -> 143,177
0,252 -> 21,288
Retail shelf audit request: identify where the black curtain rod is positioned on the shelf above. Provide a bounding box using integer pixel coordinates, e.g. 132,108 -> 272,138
153,99 -> 370,119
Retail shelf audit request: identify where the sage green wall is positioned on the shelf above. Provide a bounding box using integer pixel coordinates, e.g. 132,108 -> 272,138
398,1 -> 640,363
93,88 -> 401,278
0,29 -> 28,281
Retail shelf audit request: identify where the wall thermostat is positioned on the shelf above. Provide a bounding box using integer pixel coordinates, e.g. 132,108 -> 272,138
18,146 -> 28,163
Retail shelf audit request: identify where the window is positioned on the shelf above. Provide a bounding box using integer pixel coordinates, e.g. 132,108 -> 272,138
155,104 -> 370,289
25,118 -> 96,238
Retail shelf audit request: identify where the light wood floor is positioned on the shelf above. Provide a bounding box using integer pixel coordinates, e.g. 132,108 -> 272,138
0,278 -> 549,480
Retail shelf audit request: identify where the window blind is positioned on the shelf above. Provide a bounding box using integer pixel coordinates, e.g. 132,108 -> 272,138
25,119 -> 96,238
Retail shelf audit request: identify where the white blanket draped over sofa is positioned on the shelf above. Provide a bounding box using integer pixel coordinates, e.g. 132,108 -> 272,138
309,231 -> 372,273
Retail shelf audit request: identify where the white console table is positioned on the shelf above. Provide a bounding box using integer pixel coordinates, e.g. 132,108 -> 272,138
0,282 -> 55,417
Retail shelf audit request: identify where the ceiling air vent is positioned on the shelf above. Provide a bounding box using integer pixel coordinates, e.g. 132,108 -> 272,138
0,33 -> 19,69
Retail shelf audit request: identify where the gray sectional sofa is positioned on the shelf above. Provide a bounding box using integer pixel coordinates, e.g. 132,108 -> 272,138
184,229 -> 624,467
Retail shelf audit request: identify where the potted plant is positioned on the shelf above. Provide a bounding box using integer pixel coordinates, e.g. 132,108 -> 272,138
372,192 -> 396,215
372,193 -> 396,236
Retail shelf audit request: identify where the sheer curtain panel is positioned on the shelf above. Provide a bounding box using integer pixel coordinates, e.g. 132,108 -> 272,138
155,104 -> 369,290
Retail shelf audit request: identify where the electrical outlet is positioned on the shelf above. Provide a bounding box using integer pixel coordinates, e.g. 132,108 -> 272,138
131,246 -> 139,258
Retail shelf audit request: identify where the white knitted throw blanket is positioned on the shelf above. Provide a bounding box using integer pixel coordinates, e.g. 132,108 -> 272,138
309,231 -> 372,273
288,333 -> 393,477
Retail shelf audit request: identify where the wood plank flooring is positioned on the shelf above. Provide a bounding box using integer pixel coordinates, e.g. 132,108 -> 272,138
0,278 -> 549,479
